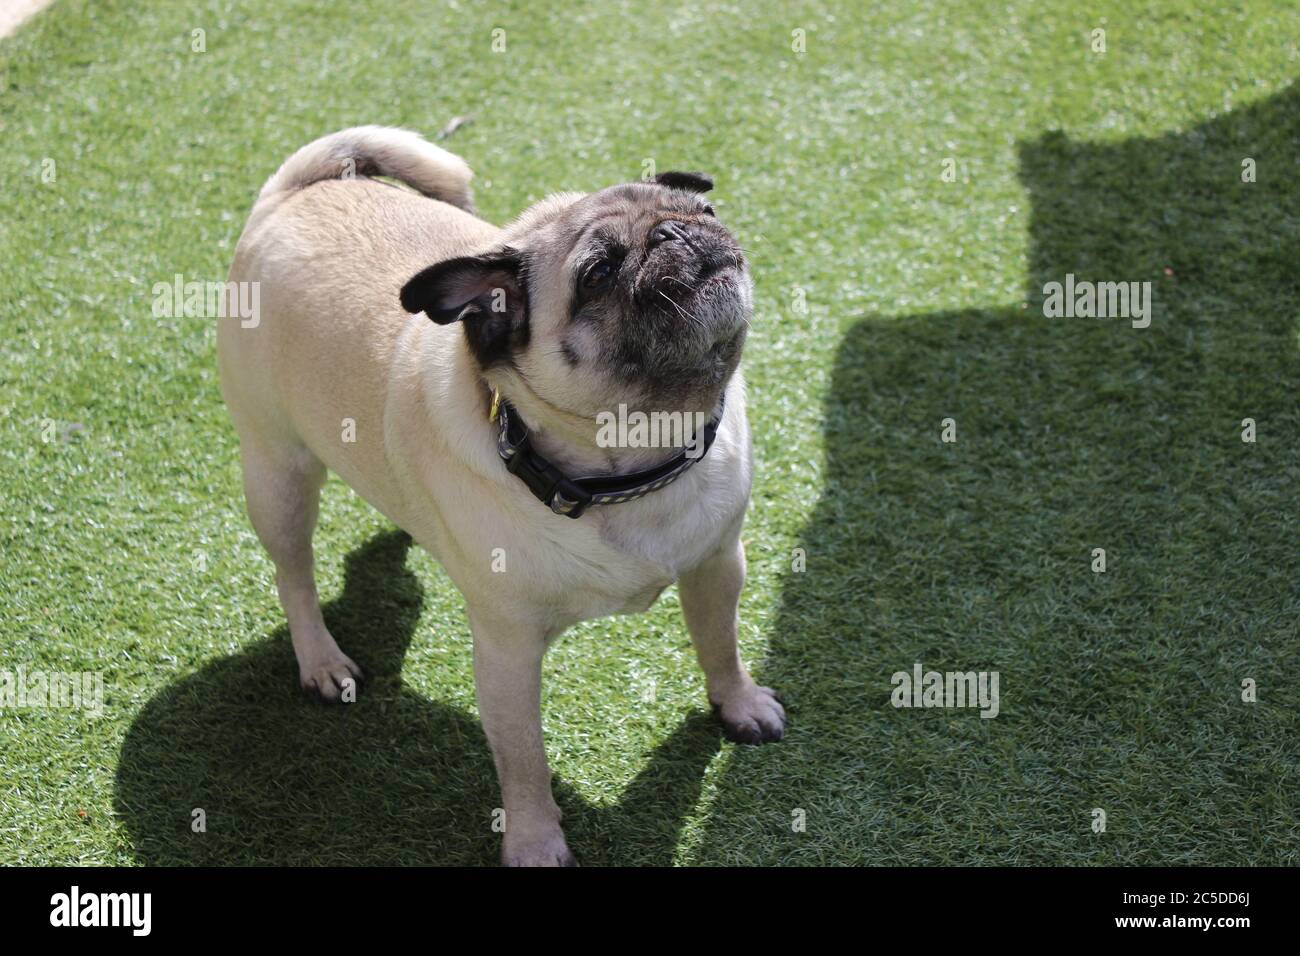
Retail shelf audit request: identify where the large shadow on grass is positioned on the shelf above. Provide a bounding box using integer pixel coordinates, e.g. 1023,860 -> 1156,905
115,530 -> 722,865
695,85 -> 1300,864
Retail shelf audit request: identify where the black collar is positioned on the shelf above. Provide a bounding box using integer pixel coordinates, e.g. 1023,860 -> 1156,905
493,395 -> 725,519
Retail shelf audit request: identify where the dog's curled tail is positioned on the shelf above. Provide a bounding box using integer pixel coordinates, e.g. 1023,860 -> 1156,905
257,125 -> 475,212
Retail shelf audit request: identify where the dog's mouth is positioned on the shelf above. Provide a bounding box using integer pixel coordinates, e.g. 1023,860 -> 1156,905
656,265 -> 736,306
693,258 -> 731,283
687,265 -> 746,305
640,253 -> 748,340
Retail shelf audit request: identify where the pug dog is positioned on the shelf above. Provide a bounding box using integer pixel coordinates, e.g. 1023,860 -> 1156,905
218,126 -> 785,866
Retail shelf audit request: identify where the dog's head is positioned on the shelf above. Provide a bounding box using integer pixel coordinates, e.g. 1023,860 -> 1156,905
400,172 -> 751,416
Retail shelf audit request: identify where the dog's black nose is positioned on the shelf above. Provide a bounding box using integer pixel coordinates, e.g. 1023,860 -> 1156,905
648,220 -> 689,249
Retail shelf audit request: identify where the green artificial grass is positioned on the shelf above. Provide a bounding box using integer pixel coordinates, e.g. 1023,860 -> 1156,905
1,0 -> 1297,865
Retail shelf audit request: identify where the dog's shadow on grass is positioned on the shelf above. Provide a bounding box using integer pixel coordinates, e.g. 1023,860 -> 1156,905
114,530 -> 722,865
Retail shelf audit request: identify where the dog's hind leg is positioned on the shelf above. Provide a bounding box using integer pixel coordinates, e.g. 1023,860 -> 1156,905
239,437 -> 363,702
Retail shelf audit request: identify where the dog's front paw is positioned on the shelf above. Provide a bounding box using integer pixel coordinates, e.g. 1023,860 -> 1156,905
712,683 -> 786,744
502,826 -> 578,867
299,652 -> 364,703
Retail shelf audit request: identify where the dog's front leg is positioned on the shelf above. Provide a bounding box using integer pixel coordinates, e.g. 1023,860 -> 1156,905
470,610 -> 575,866
679,536 -> 786,744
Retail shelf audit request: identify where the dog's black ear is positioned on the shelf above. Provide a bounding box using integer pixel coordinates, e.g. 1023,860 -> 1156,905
400,249 -> 528,367
654,170 -> 714,194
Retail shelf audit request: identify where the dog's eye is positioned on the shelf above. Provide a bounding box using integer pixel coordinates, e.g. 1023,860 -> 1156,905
583,259 -> 613,288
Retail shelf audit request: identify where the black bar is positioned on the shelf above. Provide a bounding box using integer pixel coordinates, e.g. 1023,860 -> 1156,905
1,866 -> 1271,937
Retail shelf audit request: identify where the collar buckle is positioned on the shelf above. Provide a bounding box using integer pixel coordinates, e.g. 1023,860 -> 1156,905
548,480 -> 592,518
500,424 -> 593,519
